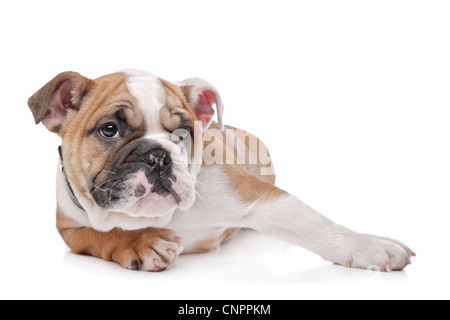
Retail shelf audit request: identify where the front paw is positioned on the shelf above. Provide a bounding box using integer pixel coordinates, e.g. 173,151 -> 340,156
337,234 -> 415,272
112,228 -> 183,272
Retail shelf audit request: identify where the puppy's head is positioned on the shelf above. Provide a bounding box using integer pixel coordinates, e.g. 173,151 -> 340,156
28,69 -> 223,229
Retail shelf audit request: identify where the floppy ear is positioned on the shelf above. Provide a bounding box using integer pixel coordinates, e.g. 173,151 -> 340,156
28,71 -> 91,133
176,78 -> 224,132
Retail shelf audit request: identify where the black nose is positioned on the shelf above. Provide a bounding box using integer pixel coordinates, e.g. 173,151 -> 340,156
143,148 -> 172,170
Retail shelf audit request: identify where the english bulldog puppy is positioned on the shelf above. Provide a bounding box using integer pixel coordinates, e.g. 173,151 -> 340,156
28,69 -> 415,272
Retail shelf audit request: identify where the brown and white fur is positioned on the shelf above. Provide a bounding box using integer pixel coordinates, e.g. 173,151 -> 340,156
28,69 -> 415,272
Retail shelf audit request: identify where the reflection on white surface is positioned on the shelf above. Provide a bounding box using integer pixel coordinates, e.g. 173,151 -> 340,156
61,229 -> 409,285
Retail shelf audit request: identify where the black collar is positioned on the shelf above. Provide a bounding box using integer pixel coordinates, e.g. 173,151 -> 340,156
58,146 -> 85,211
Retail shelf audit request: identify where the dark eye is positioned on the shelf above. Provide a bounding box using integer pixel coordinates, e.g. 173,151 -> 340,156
170,126 -> 192,144
99,123 -> 120,139
180,126 -> 193,141
178,126 -> 193,142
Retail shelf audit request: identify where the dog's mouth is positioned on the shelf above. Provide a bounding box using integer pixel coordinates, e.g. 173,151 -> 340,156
91,174 -> 182,211
149,183 -> 182,204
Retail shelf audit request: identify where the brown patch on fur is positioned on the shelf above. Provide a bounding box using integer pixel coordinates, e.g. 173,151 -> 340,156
201,122 -> 284,203
159,78 -> 199,164
203,123 -> 275,182
159,78 -> 197,132
224,124 -> 276,185
57,73 -> 147,207
224,164 -> 287,203
191,228 -> 241,254
56,207 -> 178,270
29,72 -> 148,207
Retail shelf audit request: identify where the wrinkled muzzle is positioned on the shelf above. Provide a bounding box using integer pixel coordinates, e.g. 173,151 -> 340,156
90,136 -> 196,218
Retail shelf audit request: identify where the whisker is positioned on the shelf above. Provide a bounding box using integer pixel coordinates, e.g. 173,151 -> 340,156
100,170 -> 117,175
89,170 -> 119,195
107,179 -> 125,207
89,179 -> 115,194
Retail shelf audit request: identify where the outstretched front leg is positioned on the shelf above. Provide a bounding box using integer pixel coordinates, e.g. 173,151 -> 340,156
225,165 -> 415,272
245,194 -> 414,271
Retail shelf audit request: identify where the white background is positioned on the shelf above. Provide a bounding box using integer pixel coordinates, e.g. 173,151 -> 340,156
1,0 -> 449,300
